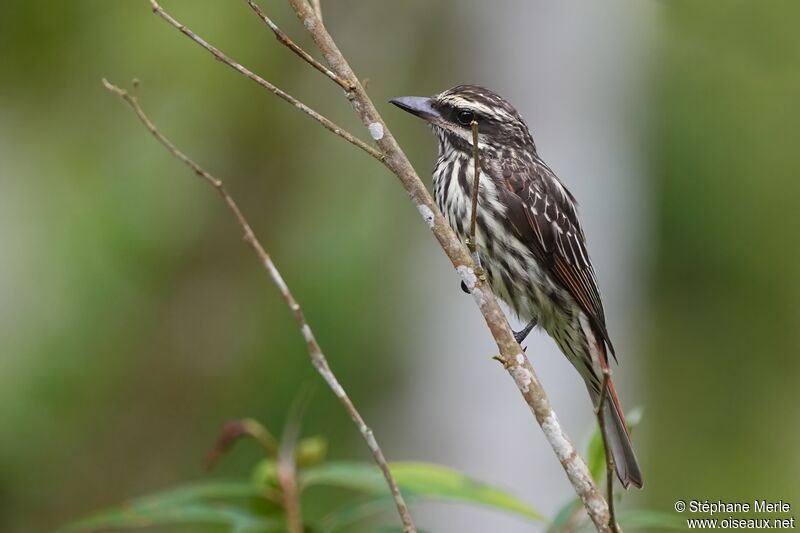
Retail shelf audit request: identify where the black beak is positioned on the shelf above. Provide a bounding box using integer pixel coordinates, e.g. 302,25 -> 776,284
389,96 -> 440,121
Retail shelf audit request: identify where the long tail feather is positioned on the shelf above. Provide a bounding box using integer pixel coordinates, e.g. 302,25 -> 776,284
598,378 -> 643,489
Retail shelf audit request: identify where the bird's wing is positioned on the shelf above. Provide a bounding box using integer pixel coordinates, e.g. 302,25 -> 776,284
498,157 -> 616,357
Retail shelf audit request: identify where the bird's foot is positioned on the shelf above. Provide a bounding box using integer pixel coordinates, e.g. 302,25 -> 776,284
460,280 -> 471,294
460,266 -> 486,295
513,319 -> 537,345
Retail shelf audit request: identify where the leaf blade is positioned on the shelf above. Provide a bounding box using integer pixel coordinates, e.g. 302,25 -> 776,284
300,461 -> 544,522
63,481 -> 277,532
617,509 -> 686,530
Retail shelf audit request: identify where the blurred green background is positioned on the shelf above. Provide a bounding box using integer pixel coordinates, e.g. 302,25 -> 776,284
0,1 -> 798,532
648,0 -> 800,512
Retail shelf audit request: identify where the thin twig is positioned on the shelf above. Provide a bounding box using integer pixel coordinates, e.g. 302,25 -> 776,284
282,0 -> 613,529
596,369 -> 620,533
102,78 -> 416,533
276,392 -> 312,533
147,0 -> 382,163
466,120 -> 482,269
245,0 -> 351,91
277,455 -> 303,533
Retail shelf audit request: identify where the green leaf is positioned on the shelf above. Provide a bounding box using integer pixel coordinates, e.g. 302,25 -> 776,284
301,461 -> 544,522
548,508 -> 683,533
128,481 -> 262,510
617,509 -> 686,530
252,458 -> 279,487
63,481 -> 278,532
66,504 -> 279,532
549,498 -> 581,532
586,424 -> 606,484
372,528 -> 433,533
297,436 -> 328,467
316,496 -> 399,533
300,461 -> 385,492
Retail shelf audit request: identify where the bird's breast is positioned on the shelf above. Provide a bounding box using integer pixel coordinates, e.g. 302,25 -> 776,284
432,151 -> 560,324
433,153 -> 472,238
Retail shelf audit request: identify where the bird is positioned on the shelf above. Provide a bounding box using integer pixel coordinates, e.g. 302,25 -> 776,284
390,85 -> 643,489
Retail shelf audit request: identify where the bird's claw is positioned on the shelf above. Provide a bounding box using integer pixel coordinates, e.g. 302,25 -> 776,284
460,280 -> 471,294
513,320 -> 537,345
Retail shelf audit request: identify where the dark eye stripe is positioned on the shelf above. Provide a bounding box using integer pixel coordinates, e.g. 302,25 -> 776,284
432,100 -> 507,140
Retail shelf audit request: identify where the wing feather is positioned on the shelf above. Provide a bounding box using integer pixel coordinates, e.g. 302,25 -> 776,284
499,157 -> 616,357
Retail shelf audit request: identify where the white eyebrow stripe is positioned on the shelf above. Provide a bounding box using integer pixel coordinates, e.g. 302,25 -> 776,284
439,96 -> 514,120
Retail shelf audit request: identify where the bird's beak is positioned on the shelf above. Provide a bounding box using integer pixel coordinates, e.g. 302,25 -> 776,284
389,96 -> 440,122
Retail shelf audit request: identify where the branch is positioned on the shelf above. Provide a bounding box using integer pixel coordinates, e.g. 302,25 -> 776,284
277,395 -> 311,533
245,0 -> 351,91
147,0 -> 382,163
143,1 -> 613,529
280,1 -> 614,530
468,120 -> 480,248
277,453 -> 303,533
102,78 -> 417,533
466,120 -> 482,270
596,369 -> 620,533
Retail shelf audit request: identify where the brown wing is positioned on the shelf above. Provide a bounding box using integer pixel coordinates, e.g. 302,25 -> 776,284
498,156 -> 616,357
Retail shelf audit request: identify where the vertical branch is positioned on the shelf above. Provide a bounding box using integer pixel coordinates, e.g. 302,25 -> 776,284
467,120 -> 482,269
277,458 -> 303,533
102,78 -> 417,533
276,395 -> 311,533
596,369 -> 619,533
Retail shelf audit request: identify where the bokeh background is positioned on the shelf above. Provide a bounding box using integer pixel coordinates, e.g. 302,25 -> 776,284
1,1 -> 798,531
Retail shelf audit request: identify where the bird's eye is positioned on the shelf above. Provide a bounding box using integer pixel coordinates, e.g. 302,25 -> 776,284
456,110 -> 475,126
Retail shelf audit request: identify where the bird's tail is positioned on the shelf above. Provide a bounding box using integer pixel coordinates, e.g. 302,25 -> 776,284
591,377 -> 644,489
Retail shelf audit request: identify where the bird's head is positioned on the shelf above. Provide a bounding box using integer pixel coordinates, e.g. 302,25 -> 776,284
390,84 -> 535,154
